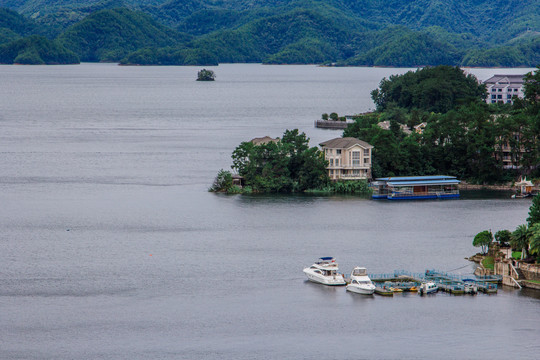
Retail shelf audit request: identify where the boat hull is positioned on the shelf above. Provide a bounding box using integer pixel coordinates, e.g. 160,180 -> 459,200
303,269 -> 346,286
346,284 -> 375,295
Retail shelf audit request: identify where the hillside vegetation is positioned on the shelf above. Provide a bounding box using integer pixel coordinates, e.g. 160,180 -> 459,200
0,0 -> 538,66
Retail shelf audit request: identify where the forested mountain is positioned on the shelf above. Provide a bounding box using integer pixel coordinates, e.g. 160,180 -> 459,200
0,0 -> 538,66
0,35 -> 78,64
57,8 -> 188,62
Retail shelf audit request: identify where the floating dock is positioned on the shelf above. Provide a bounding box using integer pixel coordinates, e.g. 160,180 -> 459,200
368,269 -> 500,296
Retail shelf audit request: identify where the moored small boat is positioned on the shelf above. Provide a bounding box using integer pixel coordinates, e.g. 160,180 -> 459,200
346,267 -> 376,295
419,281 -> 439,295
303,257 -> 346,286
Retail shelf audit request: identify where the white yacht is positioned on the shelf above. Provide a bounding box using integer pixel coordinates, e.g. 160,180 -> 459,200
419,281 -> 438,295
346,267 -> 376,295
303,257 -> 346,286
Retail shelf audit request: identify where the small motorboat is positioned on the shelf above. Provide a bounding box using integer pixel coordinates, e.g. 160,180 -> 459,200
346,267 -> 376,295
419,281 -> 438,295
303,257 -> 346,286
463,281 -> 478,295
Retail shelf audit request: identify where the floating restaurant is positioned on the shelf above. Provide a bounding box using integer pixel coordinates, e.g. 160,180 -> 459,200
371,175 -> 460,200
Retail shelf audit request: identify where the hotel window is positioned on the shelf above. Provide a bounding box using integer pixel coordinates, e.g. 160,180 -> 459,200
352,151 -> 360,166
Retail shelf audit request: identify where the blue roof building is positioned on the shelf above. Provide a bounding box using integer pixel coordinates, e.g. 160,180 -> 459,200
371,175 -> 460,200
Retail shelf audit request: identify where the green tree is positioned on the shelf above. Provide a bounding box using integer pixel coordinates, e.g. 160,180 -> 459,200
473,230 -> 493,254
321,113 -> 328,120
529,223 -> 540,261
495,229 -> 512,247
527,194 -> 540,227
209,169 -> 233,192
511,224 -> 530,259
197,68 -> 215,81
229,129 -> 328,193
329,112 -> 339,121
370,66 -> 486,113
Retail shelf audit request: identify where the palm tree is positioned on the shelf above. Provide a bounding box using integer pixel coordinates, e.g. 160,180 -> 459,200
511,224 -> 530,259
529,223 -> 540,261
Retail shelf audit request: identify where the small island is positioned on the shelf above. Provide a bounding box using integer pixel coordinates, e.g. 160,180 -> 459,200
196,69 -> 216,81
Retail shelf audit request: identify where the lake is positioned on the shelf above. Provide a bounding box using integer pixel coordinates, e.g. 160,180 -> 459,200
0,63 -> 538,359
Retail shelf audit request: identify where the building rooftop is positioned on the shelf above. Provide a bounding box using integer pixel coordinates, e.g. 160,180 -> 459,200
484,74 -> 526,85
250,136 -> 279,145
319,137 -> 373,149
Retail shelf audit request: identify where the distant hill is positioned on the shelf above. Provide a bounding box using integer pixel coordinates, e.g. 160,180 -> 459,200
0,0 -> 539,66
57,7 -> 189,62
0,35 -> 79,64
0,7 -> 51,43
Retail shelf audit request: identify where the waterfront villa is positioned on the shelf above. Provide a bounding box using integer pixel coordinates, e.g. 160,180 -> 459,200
319,137 -> 373,180
483,74 -> 525,105
371,175 -> 460,200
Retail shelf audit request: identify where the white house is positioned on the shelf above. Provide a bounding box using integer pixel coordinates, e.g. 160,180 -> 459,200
319,137 -> 373,180
484,74 -> 525,105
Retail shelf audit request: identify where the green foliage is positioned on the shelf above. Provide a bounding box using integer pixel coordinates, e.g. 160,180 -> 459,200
3,1 -> 540,66
473,230 -> 493,255
511,224 -> 530,258
482,256 -> 495,270
209,169 -> 233,192
57,7 -> 187,62
527,194 -> 540,227
512,251 -> 522,260
321,113 -> 328,120
196,68 -> 215,81
229,129 -> 328,193
370,65 -> 486,113
0,35 -> 79,64
529,223 -> 540,261
495,230 -> 512,247
461,37 -> 540,67
120,46 -> 218,66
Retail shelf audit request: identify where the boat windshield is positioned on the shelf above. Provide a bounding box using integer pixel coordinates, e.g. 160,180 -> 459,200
352,268 -> 367,276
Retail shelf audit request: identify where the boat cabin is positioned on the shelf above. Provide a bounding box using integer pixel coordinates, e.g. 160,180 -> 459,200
352,267 -> 367,276
371,175 -> 460,200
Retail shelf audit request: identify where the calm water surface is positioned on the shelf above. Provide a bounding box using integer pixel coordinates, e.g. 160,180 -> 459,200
0,64 -> 538,359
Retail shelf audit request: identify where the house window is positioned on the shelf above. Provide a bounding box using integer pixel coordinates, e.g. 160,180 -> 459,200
363,149 -> 369,156
514,88 -> 519,92
491,100 -> 496,103
352,151 -> 360,166
497,95 -> 502,99
364,158 -> 369,164
491,95 -> 496,99
507,94 -> 512,99
336,149 -> 341,155
329,158 -> 333,166
491,88 -> 496,92
335,159 -> 339,166
353,169 -> 360,175
498,88 -> 502,92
